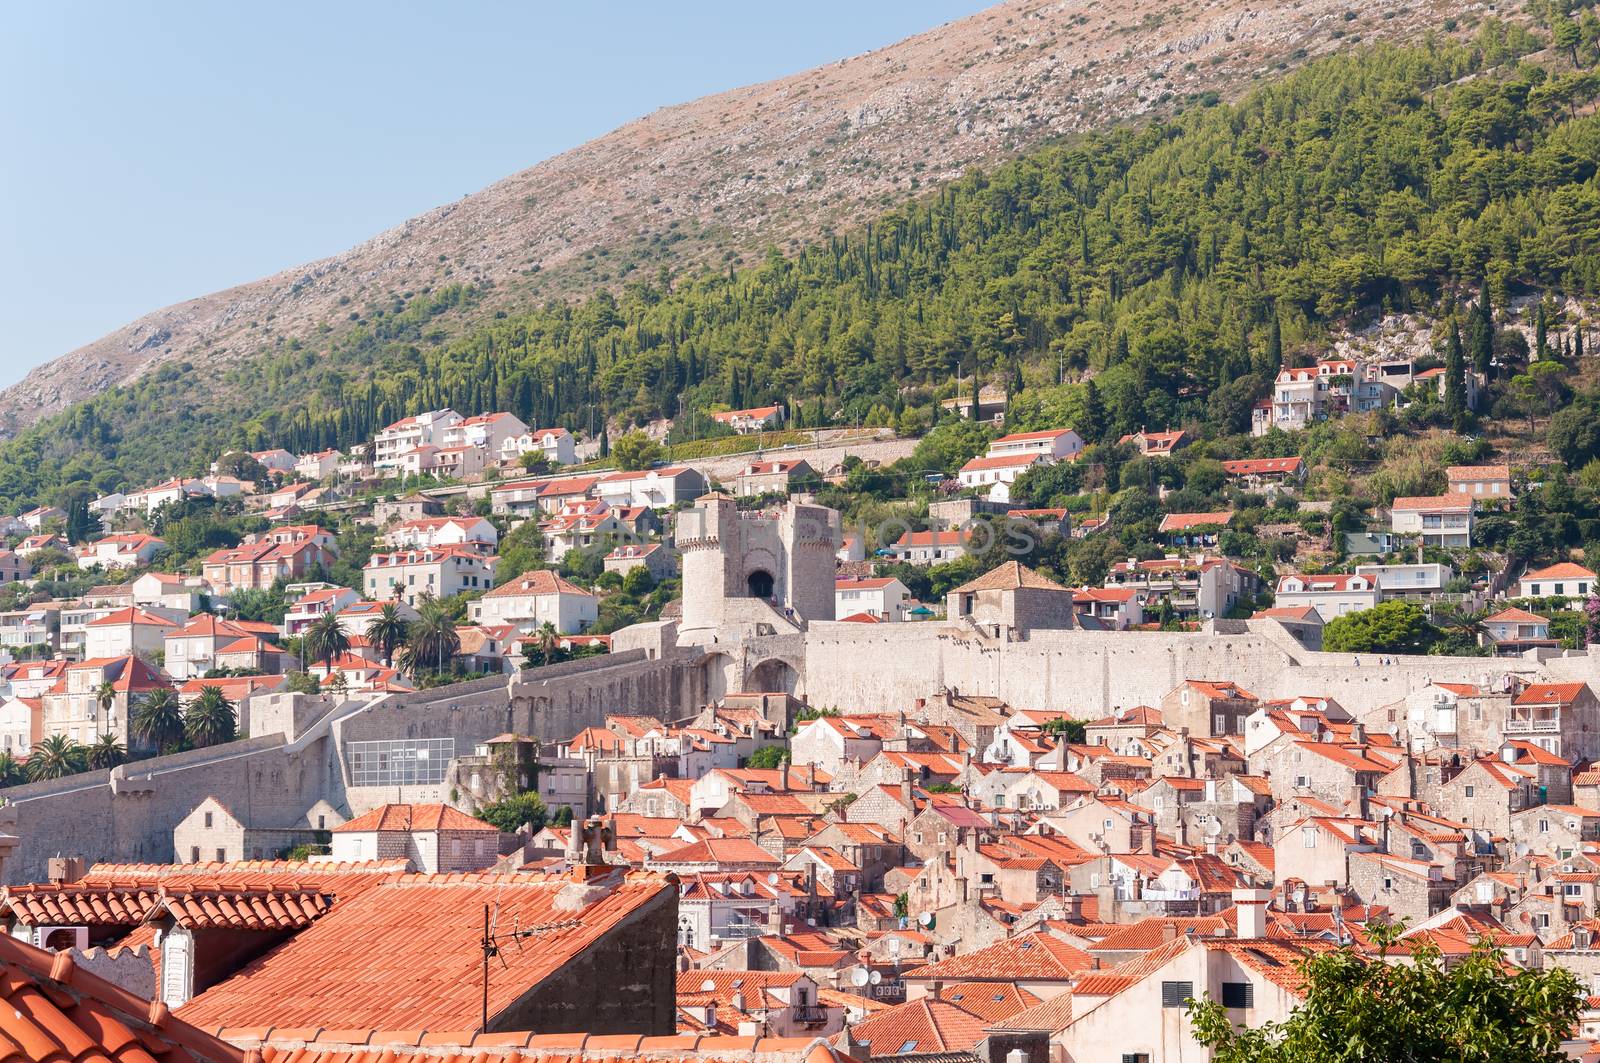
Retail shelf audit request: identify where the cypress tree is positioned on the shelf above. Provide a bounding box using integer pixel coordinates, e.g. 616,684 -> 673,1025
1081,379 -> 1105,443
1444,318 -> 1467,418
1267,313 -> 1283,370
1536,303 -> 1550,360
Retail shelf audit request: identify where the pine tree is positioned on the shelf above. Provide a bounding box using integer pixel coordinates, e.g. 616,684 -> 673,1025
1266,313 -> 1283,370
1471,275 -> 1494,379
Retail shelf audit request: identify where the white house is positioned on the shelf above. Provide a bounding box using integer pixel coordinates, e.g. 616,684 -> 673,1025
710,404 -> 785,434
889,529 -> 969,565
957,453 -> 1050,502
363,545 -> 497,605
1446,464 -> 1512,499
381,516 -> 498,551
1353,562 -> 1452,597
373,409 -> 463,470
468,569 -> 598,634
1273,573 -> 1380,622
83,607 -> 179,661
441,412 -> 529,455
834,576 -> 910,622
987,428 -> 1084,461
1519,562 -> 1597,600
595,467 -> 706,509
1390,494 -> 1474,549
75,534 -> 168,571
500,427 -> 577,467
295,449 -> 343,480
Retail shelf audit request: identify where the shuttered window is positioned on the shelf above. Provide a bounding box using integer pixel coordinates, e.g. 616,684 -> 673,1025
1160,980 -> 1194,1008
1222,981 -> 1254,1008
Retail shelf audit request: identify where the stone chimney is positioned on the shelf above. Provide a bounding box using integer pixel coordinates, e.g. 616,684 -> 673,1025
901,771 -> 915,811
1234,888 -> 1272,939
1351,721 -> 1366,745
778,758 -> 790,792
1160,921 -> 1178,943
47,856 -> 85,884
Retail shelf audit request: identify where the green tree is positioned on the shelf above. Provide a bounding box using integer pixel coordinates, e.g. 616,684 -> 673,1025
302,611 -> 350,673
1443,318 -> 1468,419
477,791 -> 548,833
0,751 -> 22,787
367,603 -> 411,668
1040,717 -> 1087,743
612,431 -> 663,470
86,734 -> 127,770
521,620 -> 566,669
131,689 -> 185,754
1322,601 -> 1430,655
184,685 -> 237,748
746,745 -> 790,769
1189,924 -> 1581,1063
26,735 -> 82,781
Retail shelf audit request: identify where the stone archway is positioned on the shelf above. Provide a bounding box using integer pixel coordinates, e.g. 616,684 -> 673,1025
745,568 -> 776,600
746,656 -> 802,698
699,651 -> 739,704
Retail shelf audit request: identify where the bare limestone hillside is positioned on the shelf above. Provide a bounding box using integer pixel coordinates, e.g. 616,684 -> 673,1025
1,0 -> 1516,433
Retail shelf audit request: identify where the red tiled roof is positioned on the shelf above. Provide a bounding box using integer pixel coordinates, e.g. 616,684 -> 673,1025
482,569 -> 593,600
1158,511 -> 1232,532
1390,494 -> 1473,511
228,1032 -> 855,1063
850,997 -> 991,1057
1221,457 -> 1303,476
0,933 -> 243,1063
1523,562 -> 1597,581
1514,682 -> 1588,706
179,870 -> 673,1030
901,930 -> 1091,982
332,803 -> 497,833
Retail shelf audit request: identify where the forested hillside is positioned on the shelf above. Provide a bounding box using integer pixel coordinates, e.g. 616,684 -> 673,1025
8,21 -> 1600,507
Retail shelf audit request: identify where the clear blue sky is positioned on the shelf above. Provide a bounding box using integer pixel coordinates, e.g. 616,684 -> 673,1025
0,1 -> 983,388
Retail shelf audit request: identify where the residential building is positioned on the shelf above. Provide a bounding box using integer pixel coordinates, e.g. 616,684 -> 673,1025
441,411 -> 529,454
0,696 -> 41,757
1353,562 -> 1453,597
1220,457 -> 1305,492
1161,680 -> 1260,738
83,607 -> 179,661
380,515 -> 498,551
989,428 -> 1084,461
500,426 -> 577,466
294,448 -> 342,480
1158,511 -> 1231,548
1104,554 -> 1259,620
329,803 -> 501,872
469,569 -> 598,634
957,453 -> 1051,502
1480,608 -> 1558,656
889,529 -> 970,566
540,501 -> 624,562
1259,367 -> 1325,434
595,467 -> 707,508
1447,464 -> 1512,499
373,408 -> 463,470
0,551 -> 31,585
165,614 -> 284,680
19,505 -> 65,530
835,576 -> 910,622
1073,586 -> 1146,629
1119,428 -> 1188,456
202,529 -> 337,595
1519,562 -> 1596,600
1505,681 -> 1600,760
734,459 -> 817,498
75,534 -> 167,571
41,654 -> 172,747
1273,572 -> 1380,622
363,545 -> 497,605
281,584 -> 364,636
711,404 -> 786,433
604,543 -> 677,581
1390,494 -> 1474,549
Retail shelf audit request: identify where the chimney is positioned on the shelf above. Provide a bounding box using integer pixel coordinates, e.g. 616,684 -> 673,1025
1143,824 -> 1157,855
1350,721 -> 1365,744
778,758 -> 790,792
731,988 -> 745,1014
1005,1051 -> 1030,1063
1349,784 -> 1368,821
1234,888 -> 1271,939
1160,922 -> 1178,943
901,773 -> 914,811
1176,819 -> 1189,847
47,856 -> 85,884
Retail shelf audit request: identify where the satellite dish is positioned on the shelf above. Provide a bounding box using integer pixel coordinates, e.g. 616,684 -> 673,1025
918,912 -> 934,927
767,872 -> 780,885
851,968 -> 870,987
869,971 -> 882,985
700,979 -> 716,993
807,917 -> 817,926
1205,822 -> 1223,839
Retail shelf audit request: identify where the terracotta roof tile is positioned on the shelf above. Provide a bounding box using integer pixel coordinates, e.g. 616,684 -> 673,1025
902,930 -> 1090,982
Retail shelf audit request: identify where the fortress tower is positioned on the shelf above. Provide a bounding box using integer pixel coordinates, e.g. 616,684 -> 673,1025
677,493 -> 841,634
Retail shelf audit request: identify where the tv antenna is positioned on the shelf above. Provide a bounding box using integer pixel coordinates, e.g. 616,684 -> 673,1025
479,903 -> 582,1030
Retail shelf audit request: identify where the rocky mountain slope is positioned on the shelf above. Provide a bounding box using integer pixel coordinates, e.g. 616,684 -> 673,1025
2,0 -> 1516,433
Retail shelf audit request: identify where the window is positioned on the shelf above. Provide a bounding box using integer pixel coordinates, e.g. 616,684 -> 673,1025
203,812 -> 213,828
190,846 -> 200,862
1383,876 -> 1394,891
1540,819 -> 1551,834
1295,775 -> 1310,789
1221,982 -> 1253,1009
215,848 -> 226,862
1566,883 -> 1582,897
1122,1056 -> 1151,1063
1160,981 -> 1194,1008
1464,785 -> 1475,798
1303,829 -> 1317,849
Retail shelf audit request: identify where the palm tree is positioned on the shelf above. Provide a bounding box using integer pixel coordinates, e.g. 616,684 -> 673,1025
131,689 -> 185,754
95,681 -> 117,725
368,604 -> 411,668
303,612 -> 350,675
184,685 -> 236,748
524,621 -> 564,668
401,604 -> 461,677
0,751 -> 23,787
27,735 -> 81,781
86,734 -> 127,770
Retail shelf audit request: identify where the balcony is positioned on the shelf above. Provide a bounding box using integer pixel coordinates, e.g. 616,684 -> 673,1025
1505,718 -> 1560,734
792,1005 -> 829,1027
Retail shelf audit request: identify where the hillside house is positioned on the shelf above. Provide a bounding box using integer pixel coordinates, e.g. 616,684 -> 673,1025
1390,494 -> 1474,549
373,408 -> 462,470
363,545 -> 497,605
469,569 -> 598,634
1447,464 -> 1512,499
835,576 -> 910,622
711,404 -> 786,434
499,426 -> 577,466
1519,563 -> 1596,600
1273,573 -> 1380,622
